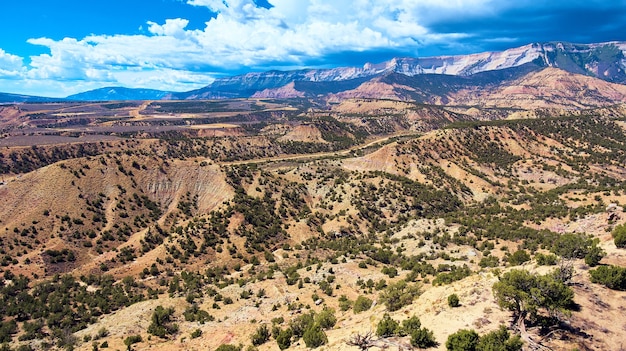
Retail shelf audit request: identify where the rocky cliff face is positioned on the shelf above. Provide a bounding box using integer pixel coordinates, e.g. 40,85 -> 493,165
381,42 -> 625,80
174,41 -> 626,101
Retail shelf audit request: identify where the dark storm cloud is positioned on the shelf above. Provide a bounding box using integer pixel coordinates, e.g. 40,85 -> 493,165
422,1 -> 626,55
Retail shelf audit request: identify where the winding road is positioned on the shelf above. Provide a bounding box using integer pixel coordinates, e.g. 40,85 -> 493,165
219,131 -> 421,166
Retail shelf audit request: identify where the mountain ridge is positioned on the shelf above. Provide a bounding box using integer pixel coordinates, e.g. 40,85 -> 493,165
0,91 -> 65,103
172,41 -> 626,101
66,87 -> 172,101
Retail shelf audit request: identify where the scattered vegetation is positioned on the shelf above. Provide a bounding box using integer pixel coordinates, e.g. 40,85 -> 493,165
1,101 -> 624,350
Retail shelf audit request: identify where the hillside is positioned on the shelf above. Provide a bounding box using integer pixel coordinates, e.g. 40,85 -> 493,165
1,102 -> 626,351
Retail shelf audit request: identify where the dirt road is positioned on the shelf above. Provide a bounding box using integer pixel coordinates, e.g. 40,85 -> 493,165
219,132 -> 421,166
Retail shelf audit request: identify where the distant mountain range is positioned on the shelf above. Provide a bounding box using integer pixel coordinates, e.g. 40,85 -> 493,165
0,87 -> 172,104
170,41 -> 626,101
2,41 -> 626,105
0,92 -> 63,103
66,87 -> 173,101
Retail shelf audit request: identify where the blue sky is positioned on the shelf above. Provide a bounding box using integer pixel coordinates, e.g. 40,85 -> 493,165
1,0 -> 626,97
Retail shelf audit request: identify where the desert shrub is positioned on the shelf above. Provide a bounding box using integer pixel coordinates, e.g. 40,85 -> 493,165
448,294 -> 460,307
507,250 -> 530,266
290,312 -> 315,339
382,266 -> 398,278
535,253 -> 558,266
302,324 -> 327,348
433,265 -> 472,285
215,345 -> 242,351
147,306 -> 178,338
124,335 -> 142,348
379,280 -> 421,311
184,304 -> 213,323
584,245 -> 605,267
96,327 -> 109,339
476,325 -> 522,351
0,320 -> 16,343
551,233 -> 595,259
251,324 -> 270,346
613,224 -> 626,248
19,320 -> 44,341
589,265 -> 626,290
353,296 -> 372,313
399,315 -> 421,336
338,295 -> 352,311
190,328 -> 202,338
478,255 -> 499,268
446,329 -> 479,351
276,328 -> 293,350
376,313 -> 399,337
411,327 -> 437,348
315,307 -> 337,330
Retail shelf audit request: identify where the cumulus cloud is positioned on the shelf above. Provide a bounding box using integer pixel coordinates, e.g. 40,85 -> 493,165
0,49 -> 25,78
148,18 -> 191,38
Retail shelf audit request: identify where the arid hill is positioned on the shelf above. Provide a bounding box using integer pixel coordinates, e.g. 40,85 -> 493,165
1,97 -> 626,351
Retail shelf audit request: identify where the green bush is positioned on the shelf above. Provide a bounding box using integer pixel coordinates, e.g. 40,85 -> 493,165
399,315 -> 421,336
302,324 -> 327,348
382,266 -> 398,278
411,328 -> 437,349
315,307 -> 337,330
552,233 -> 597,259
376,313 -> 399,337
147,306 -> 178,338
584,245 -> 604,267
276,328 -> 293,350
379,280 -> 421,311
190,328 -> 202,338
338,295 -> 352,311
535,253 -> 558,266
353,296 -> 373,313
0,320 -> 16,343
184,304 -> 214,323
251,324 -> 270,346
478,255 -> 499,268
290,312 -> 314,339
589,265 -> 626,290
448,294 -> 460,307
433,265 -> 472,285
613,224 -> 626,248
215,345 -> 242,351
124,335 -> 142,349
507,250 -> 530,266
446,329 -> 479,351
476,325 -> 522,351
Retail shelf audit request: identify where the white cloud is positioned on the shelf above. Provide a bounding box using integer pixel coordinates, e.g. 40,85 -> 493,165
148,18 -> 190,38
0,49 -> 25,78
5,0 -> 498,96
